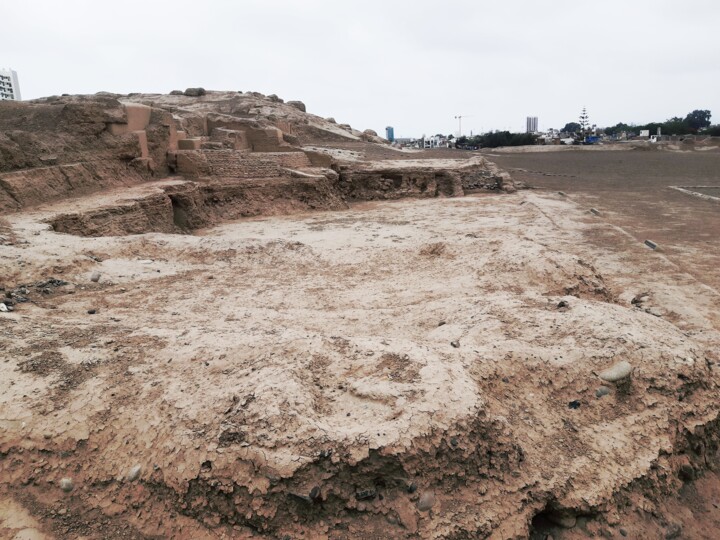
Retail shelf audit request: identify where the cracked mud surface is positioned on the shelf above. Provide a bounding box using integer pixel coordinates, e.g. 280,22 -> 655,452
3,179 -> 720,538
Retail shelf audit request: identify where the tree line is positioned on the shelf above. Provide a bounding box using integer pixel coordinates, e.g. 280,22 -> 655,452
455,131 -> 537,149
564,110 -> 717,136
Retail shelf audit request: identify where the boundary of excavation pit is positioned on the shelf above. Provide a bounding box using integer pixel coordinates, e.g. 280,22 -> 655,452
670,186 -> 720,203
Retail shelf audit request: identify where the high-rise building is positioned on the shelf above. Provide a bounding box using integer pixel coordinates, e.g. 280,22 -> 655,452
385,126 -> 395,142
0,69 -> 21,101
526,116 -> 538,133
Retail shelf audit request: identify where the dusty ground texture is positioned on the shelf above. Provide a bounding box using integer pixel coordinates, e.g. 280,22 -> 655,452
2,92 -> 720,539
2,151 -> 720,537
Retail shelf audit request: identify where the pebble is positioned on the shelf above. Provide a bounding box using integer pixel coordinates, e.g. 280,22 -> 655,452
0,303 -> 7,312
416,491 -> 436,511
90,271 -> 101,283
596,386 -> 611,398
355,489 -> 376,501
557,300 -> 569,309
598,361 -> 633,382
450,340 -> 460,348
619,528 -> 628,537
87,309 -> 97,315
126,464 -> 142,482
568,400 -> 581,409
59,477 -> 74,492
665,523 -> 682,539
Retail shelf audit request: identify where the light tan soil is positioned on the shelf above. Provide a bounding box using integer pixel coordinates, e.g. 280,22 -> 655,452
2,175 -> 720,538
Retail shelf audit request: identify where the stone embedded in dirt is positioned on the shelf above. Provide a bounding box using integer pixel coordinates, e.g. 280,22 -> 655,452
309,486 -> 321,501
620,528 -> 628,537
590,208 -> 601,216
417,491 -> 436,512
90,271 -> 101,283
438,320 -> 446,326
568,400 -> 581,409
678,463 -> 695,482
59,477 -> 74,492
596,386 -> 611,398
355,489 -> 376,501
557,300 -> 569,309
184,87 -> 206,97
287,100 -> 306,112
665,523 -> 682,539
0,303 -> 8,312
598,361 -> 633,383
87,309 -> 97,315
126,464 -> 142,482
406,482 -> 417,494
451,340 -> 460,348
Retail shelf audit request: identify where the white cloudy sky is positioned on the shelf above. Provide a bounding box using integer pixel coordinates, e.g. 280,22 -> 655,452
4,0 -> 719,137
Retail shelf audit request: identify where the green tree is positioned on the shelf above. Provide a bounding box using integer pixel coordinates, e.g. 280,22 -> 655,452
562,122 -> 581,133
662,117 -> 691,135
603,122 -> 634,136
685,110 -> 712,131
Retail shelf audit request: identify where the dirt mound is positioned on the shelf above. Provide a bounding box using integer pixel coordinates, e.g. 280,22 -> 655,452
5,92 -> 719,539
3,188 -> 720,538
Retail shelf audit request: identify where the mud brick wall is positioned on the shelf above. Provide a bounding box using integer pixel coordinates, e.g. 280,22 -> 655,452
204,150 -> 282,178
248,152 -> 312,169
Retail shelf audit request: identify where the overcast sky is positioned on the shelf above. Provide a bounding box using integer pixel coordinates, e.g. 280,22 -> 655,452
4,0 -> 719,137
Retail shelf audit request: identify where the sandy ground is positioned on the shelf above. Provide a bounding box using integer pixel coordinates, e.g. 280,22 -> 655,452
2,170 -> 720,538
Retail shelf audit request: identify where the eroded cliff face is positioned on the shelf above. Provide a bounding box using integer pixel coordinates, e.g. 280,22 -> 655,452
0,91 -> 519,223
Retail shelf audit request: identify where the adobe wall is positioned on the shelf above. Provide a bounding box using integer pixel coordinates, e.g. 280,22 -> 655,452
107,103 -> 152,135
205,114 -> 295,152
257,152 -> 312,169
0,162 -> 148,211
175,150 -> 283,179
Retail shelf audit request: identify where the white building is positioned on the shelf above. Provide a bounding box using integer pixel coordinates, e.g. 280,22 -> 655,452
0,69 -> 21,101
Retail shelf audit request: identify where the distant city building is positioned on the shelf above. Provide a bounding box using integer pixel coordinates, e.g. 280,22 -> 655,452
385,126 -> 395,142
526,116 -> 538,133
0,68 -> 21,101
393,137 -> 417,147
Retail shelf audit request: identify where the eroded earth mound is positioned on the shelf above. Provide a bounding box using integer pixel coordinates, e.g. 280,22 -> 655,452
1,91 -> 720,540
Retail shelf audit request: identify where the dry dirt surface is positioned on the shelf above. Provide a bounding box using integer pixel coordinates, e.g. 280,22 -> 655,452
2,184 -> 720,538
2,95 -> 720,539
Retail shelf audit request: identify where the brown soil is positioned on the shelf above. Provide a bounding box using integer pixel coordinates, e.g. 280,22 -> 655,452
2,99 -> 720,539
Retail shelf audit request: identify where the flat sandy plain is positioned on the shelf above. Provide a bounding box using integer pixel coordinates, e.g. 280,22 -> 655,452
2,147 -> 720,539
